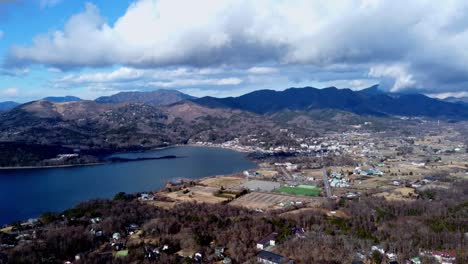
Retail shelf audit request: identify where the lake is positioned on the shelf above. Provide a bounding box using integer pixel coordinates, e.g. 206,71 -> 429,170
0,146 -> 255,225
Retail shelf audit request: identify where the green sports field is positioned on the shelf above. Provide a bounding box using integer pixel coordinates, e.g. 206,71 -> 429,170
277,184 -> 322,196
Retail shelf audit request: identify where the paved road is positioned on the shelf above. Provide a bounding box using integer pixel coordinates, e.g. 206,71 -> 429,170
322,168 -> 332,198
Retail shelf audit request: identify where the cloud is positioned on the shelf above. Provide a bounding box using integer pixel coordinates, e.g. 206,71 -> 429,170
52,66 -> 243,92
368,64 -> 415,92
426,91 -> 468,99
247,67 -> 278,74
0,67 -> 29,76
2,87 -> 19,96
6,0 -> 468,94
148,77 -> 242,88
0,30 -> 3,39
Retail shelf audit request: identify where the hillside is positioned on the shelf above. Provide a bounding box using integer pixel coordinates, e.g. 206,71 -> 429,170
443,96 -> 468,105
95,89 -> 196,106
193,86 -> 468,119
0,101 -> 19,112
0,100 -> 275,154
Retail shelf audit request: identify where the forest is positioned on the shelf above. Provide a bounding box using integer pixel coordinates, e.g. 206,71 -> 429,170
1,180 -> 467,263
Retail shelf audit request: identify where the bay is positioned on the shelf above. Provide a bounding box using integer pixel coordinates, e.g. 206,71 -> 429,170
0,146 -> 255,225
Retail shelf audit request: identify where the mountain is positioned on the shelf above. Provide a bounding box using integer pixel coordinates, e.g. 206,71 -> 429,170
358,84 -> 384,95
443,96 -> 468,105
0,100 -> 274,151
193,86 -> 468,119
95,89 -> 196,106
0,101 -> 19,112
42,96 -> 82,103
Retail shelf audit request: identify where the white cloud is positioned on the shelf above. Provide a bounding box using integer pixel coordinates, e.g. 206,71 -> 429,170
0,30 -> 4,39
426,91 -> 468,99
247,67 -> 278,74
52,66 -> 242,92
369,64 -> 416,92
7,0 -> 468,94
2,87 -> 19,96
148,77 -> 242,88
7,0 -> 428,68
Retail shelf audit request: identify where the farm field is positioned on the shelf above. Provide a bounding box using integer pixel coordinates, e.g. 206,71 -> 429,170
277,184 -> 322,196
229,192 -> 318,210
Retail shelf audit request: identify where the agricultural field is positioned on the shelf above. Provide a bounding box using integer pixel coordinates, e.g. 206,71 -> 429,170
277,184 -> 322,196
229,191 -> 318,210
160,185 -> 229,204
199,175 -> 246,188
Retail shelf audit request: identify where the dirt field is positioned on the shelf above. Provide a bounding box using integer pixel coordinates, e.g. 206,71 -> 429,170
161,185 -> 229,204
199,175 -> 246,188
229,192 -> 319,210
373,187 -> 417,201
256,169 -> 279,178
302,169 -> 323,178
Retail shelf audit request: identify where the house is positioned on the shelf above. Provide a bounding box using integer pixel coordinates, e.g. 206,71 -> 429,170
256,232 -> 278,250
126,224 -> 140,234
386,252 -> 397,260
215,245 -> 225,258
406,257 -> 421,264
371,245 -> 385,254
139,193 -> 155,201
144,245 -> 160,260
292,227 -> 305,238
423,250 -> 457,264
257,250 -> 294,264
111,242 -> 125,251
112,232 -> 121,240
361,168 -> 383,176
194,252 -> 203,263
90,217 -> 102,224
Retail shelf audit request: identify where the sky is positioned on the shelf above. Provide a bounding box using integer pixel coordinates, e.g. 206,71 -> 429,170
1,0 -> 468,102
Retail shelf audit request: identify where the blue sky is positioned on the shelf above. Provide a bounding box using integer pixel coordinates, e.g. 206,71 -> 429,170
1,0 -> 468,102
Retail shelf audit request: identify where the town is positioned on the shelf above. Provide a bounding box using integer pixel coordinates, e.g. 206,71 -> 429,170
1,118 -> 466,264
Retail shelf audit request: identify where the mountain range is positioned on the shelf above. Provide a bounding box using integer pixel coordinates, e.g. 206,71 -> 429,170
1,86 -> 467,120
95,89 -> 195,106
442,96 -> 468,105
193,85 -> 468,119
42,96 -> 83,103
1,85 -> 465,166
0,101 -> 19,112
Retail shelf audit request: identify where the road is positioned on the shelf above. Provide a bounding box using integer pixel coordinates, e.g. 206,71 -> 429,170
322,168 -> 332,198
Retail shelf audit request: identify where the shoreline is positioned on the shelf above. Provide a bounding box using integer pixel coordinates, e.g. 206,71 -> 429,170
0,162 -> 105,170
0,144 -> 255,170
0,146 -> 257,226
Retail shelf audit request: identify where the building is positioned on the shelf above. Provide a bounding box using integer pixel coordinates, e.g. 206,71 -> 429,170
257,250 -> 294,264
423,250 -> 457,264
256,232 -> 278,250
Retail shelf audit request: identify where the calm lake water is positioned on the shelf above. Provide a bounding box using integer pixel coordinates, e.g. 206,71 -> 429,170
0,146 -> 255,225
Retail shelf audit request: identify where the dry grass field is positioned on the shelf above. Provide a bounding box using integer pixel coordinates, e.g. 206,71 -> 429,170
373,187 -> 417,201
161,185 -> 229,204
229,192 -> 318,210
199,175 -> 246,188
